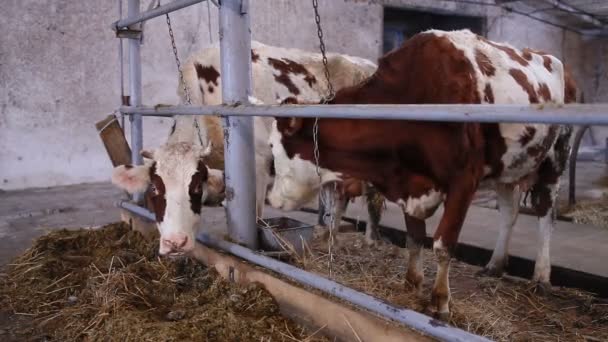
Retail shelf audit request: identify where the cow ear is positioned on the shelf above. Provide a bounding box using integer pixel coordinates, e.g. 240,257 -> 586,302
206,168 -> 225,197
140,149 -> 155,160
279,97 -> 298,105
276,117 -> 303,137
111,163 -> 152,194
194,143 -> 212,158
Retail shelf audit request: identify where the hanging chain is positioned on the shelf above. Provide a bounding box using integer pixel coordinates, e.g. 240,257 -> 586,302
312,0 -> 334,180
312,0 -> 337,276
165,12 -> 205,147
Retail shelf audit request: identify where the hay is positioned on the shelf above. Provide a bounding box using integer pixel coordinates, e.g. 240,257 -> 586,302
293,229 -> 608,342
0,223 -> 328,342
564,196 -> 608,229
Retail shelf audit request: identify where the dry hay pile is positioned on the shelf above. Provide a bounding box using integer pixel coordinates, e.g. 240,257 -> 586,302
0,223 -> 327,341
293,230 -> 608,342
564,196 -> 608,229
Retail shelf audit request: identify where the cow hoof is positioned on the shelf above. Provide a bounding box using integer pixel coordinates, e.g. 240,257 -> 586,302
476,265 -> 504,278
530,281 -> 552,296
435,310 -> 450,321
364,238 -> 377,247
424,306 -> 450,321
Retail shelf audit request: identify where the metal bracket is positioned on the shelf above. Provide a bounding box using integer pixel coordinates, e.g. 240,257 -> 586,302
114,28 -> 143,40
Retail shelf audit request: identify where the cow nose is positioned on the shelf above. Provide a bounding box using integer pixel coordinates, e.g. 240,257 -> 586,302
160,236 -> 189,255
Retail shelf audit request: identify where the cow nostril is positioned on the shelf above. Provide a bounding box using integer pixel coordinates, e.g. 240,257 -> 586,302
179,236 -> 188,248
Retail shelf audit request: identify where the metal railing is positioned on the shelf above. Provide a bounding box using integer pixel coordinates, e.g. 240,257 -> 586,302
120,103 -> 608,125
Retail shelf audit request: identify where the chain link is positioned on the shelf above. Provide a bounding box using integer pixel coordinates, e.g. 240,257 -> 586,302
165,12 -> 205,147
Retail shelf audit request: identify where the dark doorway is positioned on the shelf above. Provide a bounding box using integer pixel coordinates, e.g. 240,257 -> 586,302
383,7 -> 485,54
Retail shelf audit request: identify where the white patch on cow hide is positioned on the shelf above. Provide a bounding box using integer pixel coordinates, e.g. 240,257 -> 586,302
397,189 -> 444,220
267,121 -> 342,211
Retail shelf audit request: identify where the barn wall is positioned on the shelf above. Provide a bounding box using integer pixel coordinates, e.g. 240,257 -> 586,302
0,0 -> 605,190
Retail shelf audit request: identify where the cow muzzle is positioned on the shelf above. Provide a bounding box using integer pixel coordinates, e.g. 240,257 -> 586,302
159,234 -> 193,256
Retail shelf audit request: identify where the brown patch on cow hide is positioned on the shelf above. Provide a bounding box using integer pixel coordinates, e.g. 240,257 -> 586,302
480,37 -> 528,66
188,161 -> 209,214
537,83 -> 552,102
519,126 -> 536,146
542,56 -> 553,72
194,63 -> 220,86
482,124 -> 507,179
475,49 -> 495,76
148,163 -> 167,223
124,164 -> 133,169
208,86 -> 214,93
251,49 -> 260,62
509,153 -> 529,170
268,57 -> 317,95
483,84 -> 494,103
509,69 -> 538,103
527,126 -> 558,163
523,48 -> 553,72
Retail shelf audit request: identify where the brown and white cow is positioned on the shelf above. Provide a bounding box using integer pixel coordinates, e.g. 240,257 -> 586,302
267,29 -> 577,318
111,41 -> 380,255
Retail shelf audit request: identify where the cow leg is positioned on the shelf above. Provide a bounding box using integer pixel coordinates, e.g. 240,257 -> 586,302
478,183 -> 521,277
430,177 -> 477,319
530,162 -> 561,293
530,127 -> 571,293
404,214 -> 426,296
364,187 -> 384,246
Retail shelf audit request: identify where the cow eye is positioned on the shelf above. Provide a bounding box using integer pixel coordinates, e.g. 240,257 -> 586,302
192,183 -> 203,194
150,183 -> 158,194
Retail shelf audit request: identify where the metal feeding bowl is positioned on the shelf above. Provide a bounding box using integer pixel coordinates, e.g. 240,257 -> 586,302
257,217 -> 314,256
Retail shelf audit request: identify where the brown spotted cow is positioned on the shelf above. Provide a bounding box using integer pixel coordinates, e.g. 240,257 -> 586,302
267,29 -> 577,318
111,41 -> 383,255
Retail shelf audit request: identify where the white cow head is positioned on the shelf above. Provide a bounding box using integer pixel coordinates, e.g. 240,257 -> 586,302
112,142 -> 224,256
266,118 -> 340,211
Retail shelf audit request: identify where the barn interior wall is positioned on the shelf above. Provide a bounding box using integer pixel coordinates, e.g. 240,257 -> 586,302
0,0 -> 605,190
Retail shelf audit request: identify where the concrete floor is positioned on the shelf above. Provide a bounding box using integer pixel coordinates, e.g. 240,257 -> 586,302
1,162 -> 607,279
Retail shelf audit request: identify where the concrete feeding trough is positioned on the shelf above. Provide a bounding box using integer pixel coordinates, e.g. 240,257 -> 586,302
257,217 -> 314,255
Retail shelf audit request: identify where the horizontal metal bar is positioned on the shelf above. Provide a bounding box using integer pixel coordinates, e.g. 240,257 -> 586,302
118,200 -> 155,220
120,103 -> 608,125
115,201 -> 489,341
112,0 -> 204,30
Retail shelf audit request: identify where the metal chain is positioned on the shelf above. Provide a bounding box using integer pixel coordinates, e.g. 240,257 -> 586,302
165,12 -> 205,147
312,0 -> 334,180
312,0 -> 337,276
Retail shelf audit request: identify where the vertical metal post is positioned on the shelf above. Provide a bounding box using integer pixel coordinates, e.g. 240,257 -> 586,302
128,0 -> 144,203
219,0 -> 257,249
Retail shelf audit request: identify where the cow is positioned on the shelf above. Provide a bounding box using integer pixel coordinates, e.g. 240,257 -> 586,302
111,40 -> 382,255
266,29 -> 578,318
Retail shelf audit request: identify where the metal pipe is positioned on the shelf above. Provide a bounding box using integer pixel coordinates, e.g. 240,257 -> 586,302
128,0 -> 144,203
113,0 -> 204,30
118,0 -> 126,128
116,201 -> 489,341
120,103 -> 608,125
539,0 -> 605,28
219,0 -> 257,249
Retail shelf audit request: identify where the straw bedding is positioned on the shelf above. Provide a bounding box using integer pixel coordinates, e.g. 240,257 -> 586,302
293,229 -> 608,342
